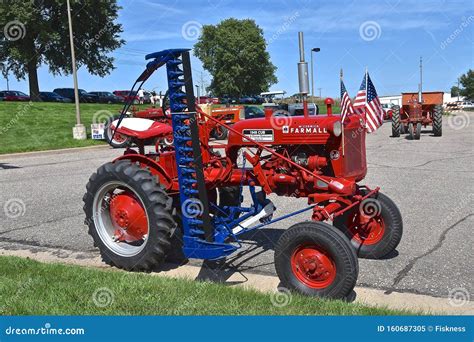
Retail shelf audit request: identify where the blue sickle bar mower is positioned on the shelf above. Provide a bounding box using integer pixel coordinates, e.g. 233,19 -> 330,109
83,33 -> 403,299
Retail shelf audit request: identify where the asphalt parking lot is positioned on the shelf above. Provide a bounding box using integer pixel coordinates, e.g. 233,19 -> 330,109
1,112 -> 473,299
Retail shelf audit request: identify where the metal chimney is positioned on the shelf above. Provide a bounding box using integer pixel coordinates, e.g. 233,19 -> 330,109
298,32 -> 309,95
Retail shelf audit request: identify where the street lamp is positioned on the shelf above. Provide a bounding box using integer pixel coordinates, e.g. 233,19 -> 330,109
310,47 -> 320,99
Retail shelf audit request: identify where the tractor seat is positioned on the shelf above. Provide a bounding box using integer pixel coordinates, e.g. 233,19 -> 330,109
110,118 -> 172,140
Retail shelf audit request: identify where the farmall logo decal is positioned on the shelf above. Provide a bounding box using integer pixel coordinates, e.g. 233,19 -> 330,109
282,124 -> 327,134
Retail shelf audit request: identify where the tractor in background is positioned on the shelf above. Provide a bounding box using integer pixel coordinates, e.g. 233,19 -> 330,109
83,33 -> 403,300
391,58 -> 443,139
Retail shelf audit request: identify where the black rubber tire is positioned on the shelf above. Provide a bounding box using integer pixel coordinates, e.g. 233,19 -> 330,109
432,105 -> 443,136
415,122 -> 421,140
400,123 -> 406,134
391,106 -> 400,137
333,190 -> 403,259
274,221 -> 358,299
83,160 -> 176,271
212,126 -> 229,140
104,114 -> 131,148
408,123 -> 414,140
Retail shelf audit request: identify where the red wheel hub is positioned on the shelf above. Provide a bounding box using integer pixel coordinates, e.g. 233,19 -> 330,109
291,245 -> 336,289
109,192 -> 148,242
347,212 -> 385,245
113,132 -> 127,143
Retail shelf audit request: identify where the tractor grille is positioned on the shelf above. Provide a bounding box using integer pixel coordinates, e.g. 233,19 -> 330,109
342,127 -> 366,179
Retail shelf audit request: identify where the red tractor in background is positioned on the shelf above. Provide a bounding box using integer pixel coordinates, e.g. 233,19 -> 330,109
83,33 -> 403,300
391,58 -> 443,139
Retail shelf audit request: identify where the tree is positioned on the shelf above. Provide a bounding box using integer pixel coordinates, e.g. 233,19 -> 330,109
457,69 -> 474,101
0,0 -> 124,100
194,18 -> 277,97
450,85 -> 460,98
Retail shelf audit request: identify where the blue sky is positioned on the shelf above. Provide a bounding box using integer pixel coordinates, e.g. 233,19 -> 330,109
7,0 -> 474,97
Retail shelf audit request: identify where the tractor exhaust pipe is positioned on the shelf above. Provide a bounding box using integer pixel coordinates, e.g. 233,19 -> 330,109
297,32 -> 310,95
297,32 -> 310,117
418,56 -> 423,103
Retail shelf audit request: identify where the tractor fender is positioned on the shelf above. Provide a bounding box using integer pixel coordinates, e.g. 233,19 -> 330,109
113,154 -> 174,191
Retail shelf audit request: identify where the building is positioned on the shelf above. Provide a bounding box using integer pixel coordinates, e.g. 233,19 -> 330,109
379,93 -> 464,107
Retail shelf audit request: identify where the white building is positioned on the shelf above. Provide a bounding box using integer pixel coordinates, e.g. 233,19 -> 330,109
379,93 -> 464,106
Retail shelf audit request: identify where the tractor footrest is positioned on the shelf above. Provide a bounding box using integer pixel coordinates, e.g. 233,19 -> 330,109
182,236 -> 238,260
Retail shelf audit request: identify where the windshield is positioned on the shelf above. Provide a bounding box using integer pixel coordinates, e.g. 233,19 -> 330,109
78,89 -> 88,95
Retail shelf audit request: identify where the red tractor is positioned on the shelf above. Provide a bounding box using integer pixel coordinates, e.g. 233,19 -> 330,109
391,59 -> 443,139
83,34 -> 403,299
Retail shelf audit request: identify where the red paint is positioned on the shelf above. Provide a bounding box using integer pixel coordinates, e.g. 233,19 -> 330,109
110,192 -> 148,242
291,245 -> 336,289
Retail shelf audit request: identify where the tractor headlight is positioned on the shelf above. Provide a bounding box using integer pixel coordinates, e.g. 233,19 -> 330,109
332,121 -> 342,137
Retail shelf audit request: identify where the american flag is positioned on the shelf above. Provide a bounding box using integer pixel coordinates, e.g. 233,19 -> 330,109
340,79 -> 355,122
353,72 -> 384,133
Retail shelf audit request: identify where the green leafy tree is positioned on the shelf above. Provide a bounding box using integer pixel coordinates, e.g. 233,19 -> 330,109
0,0 -> 124,100
450,85 -> 460,98
458,70 -> 474,101
194,18 -> 277,97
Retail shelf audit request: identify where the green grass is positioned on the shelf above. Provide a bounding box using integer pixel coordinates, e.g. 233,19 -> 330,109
0,256 -> 407,315
0,102 -> 128,154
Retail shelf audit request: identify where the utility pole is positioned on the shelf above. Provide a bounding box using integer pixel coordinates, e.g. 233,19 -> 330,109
310,47 -> 320,99
318,87 -> 322,98
457,77 -> 460,101
67,0 -> 86,140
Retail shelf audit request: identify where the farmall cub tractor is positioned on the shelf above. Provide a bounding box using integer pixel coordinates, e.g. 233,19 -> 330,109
391,58 -> 443,140
83,34 -> 403,299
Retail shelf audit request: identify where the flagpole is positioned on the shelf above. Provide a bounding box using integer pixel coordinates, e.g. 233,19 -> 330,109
365,67 -> 368,132
340,68 -> 345,156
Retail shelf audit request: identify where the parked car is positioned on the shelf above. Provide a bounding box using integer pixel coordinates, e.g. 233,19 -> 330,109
39,91 -> 72,103
0,90 -> 30,101
88,91 -> 123,104
113,90 -> 139,103
53,88 -> 98,103
459,101 -> 474,110
381,103 -> 394,120
244,105 -> 265,119
239,96 -> 257,104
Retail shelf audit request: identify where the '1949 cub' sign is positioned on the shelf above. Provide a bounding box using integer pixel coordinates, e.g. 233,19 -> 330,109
242,129 -> 274,142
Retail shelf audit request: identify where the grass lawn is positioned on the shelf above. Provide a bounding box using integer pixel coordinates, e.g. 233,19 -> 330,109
0,256 -> 407,315
0,102 -> 125,154
0,101 -> 342,155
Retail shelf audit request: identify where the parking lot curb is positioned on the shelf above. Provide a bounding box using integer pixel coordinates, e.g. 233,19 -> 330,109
0,144 -> 110,159
0,242 -> 472,315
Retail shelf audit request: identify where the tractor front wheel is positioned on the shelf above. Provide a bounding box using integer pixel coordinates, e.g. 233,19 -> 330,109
415,122 -> 422,140
408,123 -> 414,140
274,221 -> 358,299
432,105 -> 443,136
104,115 -> 131,148
391,106 -> 400,137
83,160 -> 176,270
333,190 -> 403,259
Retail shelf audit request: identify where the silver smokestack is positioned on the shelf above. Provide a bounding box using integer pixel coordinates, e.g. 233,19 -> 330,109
298,32 -> 309,95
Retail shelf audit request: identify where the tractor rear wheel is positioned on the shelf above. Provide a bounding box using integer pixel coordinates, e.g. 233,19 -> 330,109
83,160 -> 175,270
415,122 -> 422,140
408,123 -> 414,140
432,105 -> 443,136
333,190 -> 403,259
400,124 -> 406,134
391,106 -> 400,137
104,115 -> 131,148
274,221 -> 358,299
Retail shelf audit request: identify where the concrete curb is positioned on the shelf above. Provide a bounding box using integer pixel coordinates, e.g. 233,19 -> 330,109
0,244 -> 472,315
